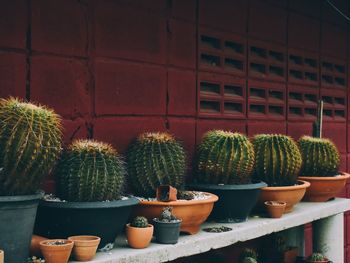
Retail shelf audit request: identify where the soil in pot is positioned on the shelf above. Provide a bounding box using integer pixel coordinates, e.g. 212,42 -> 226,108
264,201 -> 286,218
132,192 -> 218,234
39,239 -> 74,263
68,235 -> 100,261
126,224 -> 154,249
152,219 -> 182,244
188,181 -> 266,222
300,172 -> 350,202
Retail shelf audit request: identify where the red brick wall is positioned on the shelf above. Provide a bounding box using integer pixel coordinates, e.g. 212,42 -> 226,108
1,0 -> 350,261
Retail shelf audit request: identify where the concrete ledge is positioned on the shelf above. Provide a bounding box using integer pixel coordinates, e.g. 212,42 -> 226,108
70,198 -> 350,263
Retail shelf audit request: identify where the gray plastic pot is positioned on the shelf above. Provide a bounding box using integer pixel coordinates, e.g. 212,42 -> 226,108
0,191 -> 44,263
152,219 -> 181,244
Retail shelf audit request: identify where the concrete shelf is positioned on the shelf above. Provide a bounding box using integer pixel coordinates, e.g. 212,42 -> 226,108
70,198 -> 350,263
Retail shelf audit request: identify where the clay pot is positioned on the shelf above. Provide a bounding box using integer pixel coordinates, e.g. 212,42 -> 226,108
156,185 -> 177,202
258,180 -> 310,213
132,192 -> 218,234
282,247 -> 298,263
0,250 -> 3,263
30,235 -> 48,256
39,239 -> 74,263
264,201 -> 286,218
126,224 -> 154,249
300,172 -> 350,202
68,236 -> 100,261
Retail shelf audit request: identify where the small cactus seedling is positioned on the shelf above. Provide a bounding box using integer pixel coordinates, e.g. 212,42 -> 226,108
253,134 -> 302,186
55,140 -> 125,202
298,136 -> 340,176
127,132 -> 186,197
308,252 -> 326,262
130,216 -> 149,228
195,130 -> 255,184
0,98 -> 62,195
157,207 -> 180,223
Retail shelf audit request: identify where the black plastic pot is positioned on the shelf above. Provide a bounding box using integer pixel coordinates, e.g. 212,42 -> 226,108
152,219 -> 181,244
34,197 -> 139,248
0,191 -> 44,263
188,181 -> 267,222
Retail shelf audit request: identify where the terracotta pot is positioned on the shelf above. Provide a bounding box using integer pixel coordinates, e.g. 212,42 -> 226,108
132,192 -> 218,234
0,250 -> 3,263
39,239 -> 74,263
299,172 -> 350,202
283,247 -> 298,263
126,224 -> 154,249
264,201 -> 286,218
30,235 -> 48,256
257,180 -> 310,213
68,235 -> 100,261
156,185 -> 177,202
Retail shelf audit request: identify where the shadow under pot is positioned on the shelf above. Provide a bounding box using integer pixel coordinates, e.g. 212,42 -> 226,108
152,218 -> 182,244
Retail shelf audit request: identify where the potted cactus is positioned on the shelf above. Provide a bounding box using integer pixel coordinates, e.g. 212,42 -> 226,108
298,136 -> 350,202
189,130 -> 267,222
152,207 -> 182,244
0,98 -> 62,263
128,132 -> 218,234
126,216 -> 153,249
34,140 -> 139,249
306,252 -> 329,263
253,134 -> 310,213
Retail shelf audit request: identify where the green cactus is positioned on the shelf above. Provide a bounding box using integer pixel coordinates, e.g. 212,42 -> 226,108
55,139 -> 125,202
127,132 -> 186,197
253,134 -> 302,186
0,98 -> 62,195
308,252 -> 326,262
241,257 -> 257,263
131,216 -> 149,228
195,130 -> 255,184
298,136 -> 340,176
158,207 -> 179,222
240,248 -> 257,260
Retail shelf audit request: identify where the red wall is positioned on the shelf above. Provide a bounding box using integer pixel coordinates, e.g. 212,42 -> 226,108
1,0 -> 350,261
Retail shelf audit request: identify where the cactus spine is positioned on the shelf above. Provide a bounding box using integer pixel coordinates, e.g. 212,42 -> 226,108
0,98 -> 62,195
253,134 -> 302,186
195,130 -> 255,184
56,140 -> 125,202
131,216 -> 149,228
298,136 -> 340,176
127,132 -> 186,197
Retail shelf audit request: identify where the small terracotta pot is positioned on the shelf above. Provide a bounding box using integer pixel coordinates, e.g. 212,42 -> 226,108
126,224 -> 154,249
0,250 -> 3,263
264,201 -> 286,218
30,235 -> 48,256
300,172 -> 350,202
156,185 -> 178,202
68,235 -> 101,261
39,239 -> 74,263
283,247 -> 298,263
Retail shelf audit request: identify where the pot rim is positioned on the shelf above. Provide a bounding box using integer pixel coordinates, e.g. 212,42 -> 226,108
139,192 -> 218,206
67,235 -> 101,242
126,223 -> 154,229
299,172 -> 350,181
264,201 -> 287,206
39,196 -> 139,209
187,181 -> 267,190
39,239 -> 74,247
0,190 -> 44,202
152,218 -> 182,224
262,180 -> 310,191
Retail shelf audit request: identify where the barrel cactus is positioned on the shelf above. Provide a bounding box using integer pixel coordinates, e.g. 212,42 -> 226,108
55,139 -> 125,202
253,134 -> 302,186
0,98 -> 62,195
127,132 -> 186,197
131,216 -> 148,228
308,252 -> 326,262
298,136 -> 340,176
195,130 -> 255,184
